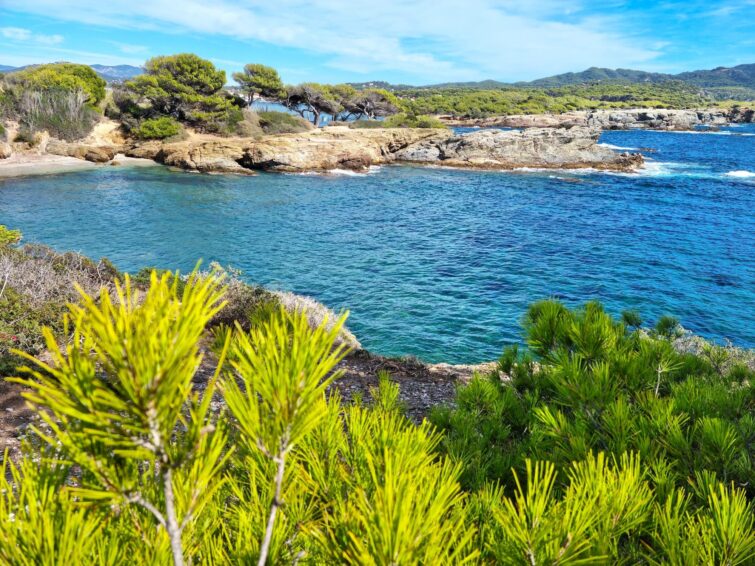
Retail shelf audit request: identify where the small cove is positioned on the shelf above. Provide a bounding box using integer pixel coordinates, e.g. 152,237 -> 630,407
1,126 -> 754,363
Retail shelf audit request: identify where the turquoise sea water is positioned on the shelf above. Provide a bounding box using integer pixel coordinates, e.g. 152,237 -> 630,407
1,126 -> 754,363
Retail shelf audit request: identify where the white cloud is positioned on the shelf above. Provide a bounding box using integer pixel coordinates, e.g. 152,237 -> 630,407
34,34 -> 64,45
1,27 -> 32,41
1,26 -> 63,46
0,1 -> 664,81
109,41 -> 149,54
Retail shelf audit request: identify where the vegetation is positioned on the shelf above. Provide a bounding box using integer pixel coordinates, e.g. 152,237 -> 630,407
0,225 -> 21,246
0,63 -> 106,140
430,299 -> 754,562
112,54 -> 246,135
256,110 -> 312,134
383,112 -> 447,128
232,64 -> 285,103
395,82 -> 710,118
134,116 -> 184,140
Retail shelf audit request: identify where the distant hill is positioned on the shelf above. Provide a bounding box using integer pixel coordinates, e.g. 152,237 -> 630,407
89,64 -> 143,82
0,63 -> 143,82
676,64 -> 755,87
517,67 -> 673,87
352,63 -> 755,97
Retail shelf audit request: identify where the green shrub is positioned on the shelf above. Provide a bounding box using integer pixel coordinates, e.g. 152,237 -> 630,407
347,119 -> 386,129
13,129 -> 36,145
0,122 -> 5,140
431,300 -> 754,501
383,112 -> 447,128
5,63 -> 106,106
134,116 -> 183,140
257,111 -> 312,134
0,225 -> 21,246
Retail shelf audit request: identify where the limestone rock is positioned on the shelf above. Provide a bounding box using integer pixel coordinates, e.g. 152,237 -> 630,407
126,127 -> 449,173
123,126 -> 641,174
46,140 -> 117,163
0,142 -> 11,160
396,127 -> 643,171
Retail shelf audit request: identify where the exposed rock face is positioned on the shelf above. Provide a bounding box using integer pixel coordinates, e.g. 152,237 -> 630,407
122,126 -> 639,174
126,128 -> 449,173
443,107 -> 752,131
46,140 -> 118,163
0,142 -> 11,160
395,127 -> 643,170
127,140 -> 250,174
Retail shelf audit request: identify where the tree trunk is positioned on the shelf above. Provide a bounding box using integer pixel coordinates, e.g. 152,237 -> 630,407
258,454 -> 286,566
163,467 -> 185,566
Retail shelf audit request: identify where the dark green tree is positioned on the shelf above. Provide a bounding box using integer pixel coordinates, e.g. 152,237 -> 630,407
232,64 -> 284,103
118,53 -> 243,133
283,83 -> 341,126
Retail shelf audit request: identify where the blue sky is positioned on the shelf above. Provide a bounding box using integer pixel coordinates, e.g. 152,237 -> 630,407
1,1 -> 753,84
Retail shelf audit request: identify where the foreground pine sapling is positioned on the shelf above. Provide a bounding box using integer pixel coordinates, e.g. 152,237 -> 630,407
12,270 -> 231,566
221,309 -> 351,565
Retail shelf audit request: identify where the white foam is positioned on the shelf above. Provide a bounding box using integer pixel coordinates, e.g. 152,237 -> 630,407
598,143 -> 638,151
658,130 -> 755,137
725,170 -> 755,178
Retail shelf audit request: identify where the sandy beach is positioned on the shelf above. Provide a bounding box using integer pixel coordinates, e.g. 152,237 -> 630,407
0,152 -> 160,178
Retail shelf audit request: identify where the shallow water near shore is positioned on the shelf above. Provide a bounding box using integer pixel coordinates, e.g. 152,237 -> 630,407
1,126 -> 754,363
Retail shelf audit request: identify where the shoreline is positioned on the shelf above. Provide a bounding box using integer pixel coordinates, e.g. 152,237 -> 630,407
0,152 -> 161,178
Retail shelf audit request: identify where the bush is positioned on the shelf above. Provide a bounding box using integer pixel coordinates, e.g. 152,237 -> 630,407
431,300 -> 755,498
257,110 -> 312,134
347,119 -> 387,129
134,116 -> 183,140
0,243 -> 120,376
12,129 -> 36,145
383,112 -> 447,128
0,225 -> 21,247
0,122 -> 5,140
5,63 -> 106,106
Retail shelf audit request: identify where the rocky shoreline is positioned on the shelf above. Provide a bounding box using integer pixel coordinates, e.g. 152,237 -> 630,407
0,123 -> 643,176
441,107 -> 754,131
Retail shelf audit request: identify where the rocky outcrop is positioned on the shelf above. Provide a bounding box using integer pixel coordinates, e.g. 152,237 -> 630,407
127,140 -> 250,174
395,127 -> 643,171
0,142 -> 11,160
442,107 -> 753,131
126,128 -> 449,173
122,126 -> 639,174
22,125 -> 640,174
46,140 -> 119,163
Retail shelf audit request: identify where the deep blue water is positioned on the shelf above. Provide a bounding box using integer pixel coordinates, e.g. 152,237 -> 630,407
1,126 -> 754,363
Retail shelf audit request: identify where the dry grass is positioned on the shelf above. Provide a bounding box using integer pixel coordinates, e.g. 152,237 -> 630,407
0,244 -> 119,307
273,290 -> 361,349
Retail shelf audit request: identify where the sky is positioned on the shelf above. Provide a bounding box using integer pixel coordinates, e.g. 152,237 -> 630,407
0,1 -> 753,85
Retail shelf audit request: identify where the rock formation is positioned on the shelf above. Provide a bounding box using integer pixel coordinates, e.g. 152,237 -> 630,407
46,140 -> 117,163
122,126 -> 640,174
3,124 -> 643,174
395,127 -> 643,170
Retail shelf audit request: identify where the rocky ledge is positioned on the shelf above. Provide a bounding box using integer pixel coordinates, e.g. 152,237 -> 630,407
123,125 -> 639,173
395,126 -> 643,171
443,107 -> 754,131
1,125 -> 642,174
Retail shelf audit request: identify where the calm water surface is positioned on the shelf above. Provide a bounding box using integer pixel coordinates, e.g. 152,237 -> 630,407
1,126 -> 754,363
